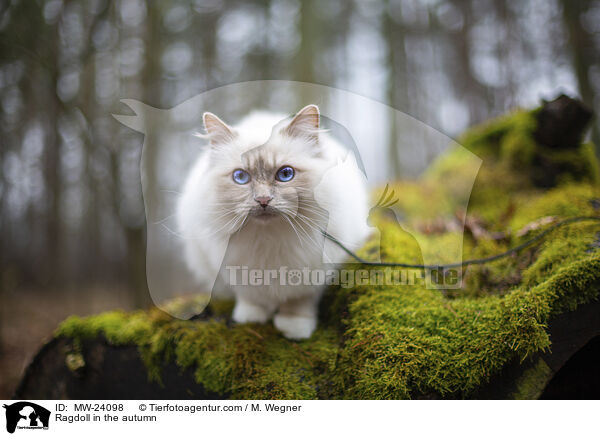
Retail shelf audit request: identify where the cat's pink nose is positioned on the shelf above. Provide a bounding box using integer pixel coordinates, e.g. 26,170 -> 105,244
255,196 -> 273,208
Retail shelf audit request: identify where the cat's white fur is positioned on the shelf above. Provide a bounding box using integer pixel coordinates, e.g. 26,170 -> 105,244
177,105 -> 370,339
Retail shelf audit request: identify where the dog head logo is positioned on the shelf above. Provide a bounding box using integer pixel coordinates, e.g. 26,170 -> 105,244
3,402 -> 50,433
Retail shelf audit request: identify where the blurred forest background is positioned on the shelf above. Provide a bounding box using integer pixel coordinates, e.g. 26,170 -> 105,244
1,0 -> 600,397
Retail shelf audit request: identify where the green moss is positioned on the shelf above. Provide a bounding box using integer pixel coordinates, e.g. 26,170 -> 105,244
428,104 -> 599,222
512,358 -> 553,400
64,341 -> 85,374
334,239 -> 598,398
55,101 -> 600,399
501,130 -> 536,170
56,304 -> 339,399
581,142 -> 600,183
457,109 -> 535,158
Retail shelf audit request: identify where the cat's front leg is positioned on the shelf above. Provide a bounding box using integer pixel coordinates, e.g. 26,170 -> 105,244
232,295 -> 275,324
274,294 -> 320,340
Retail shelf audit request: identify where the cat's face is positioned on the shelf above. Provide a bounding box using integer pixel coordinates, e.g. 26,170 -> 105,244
202,105 -> 328,234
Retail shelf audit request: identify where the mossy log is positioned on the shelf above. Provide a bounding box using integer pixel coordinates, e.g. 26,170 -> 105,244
14,337 -> 224,400
14,96 -> 600,400
14,298 -> 600,399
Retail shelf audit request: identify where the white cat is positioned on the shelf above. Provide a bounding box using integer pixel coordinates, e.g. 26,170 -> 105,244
177,105 -> 370,339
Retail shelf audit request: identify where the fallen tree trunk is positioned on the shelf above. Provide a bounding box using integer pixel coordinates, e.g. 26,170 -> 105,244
14,335 -> 225,400
13,298 -> 600,399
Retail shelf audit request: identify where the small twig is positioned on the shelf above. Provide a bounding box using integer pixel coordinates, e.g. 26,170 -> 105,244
351,334 -> 383,350
516,216 -> 557,237
244,327 -> 264,340
291,343 -> 314,366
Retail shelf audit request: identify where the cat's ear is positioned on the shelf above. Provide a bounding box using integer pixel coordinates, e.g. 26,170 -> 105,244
284,104 -> 320,140
203,112 -> 236,145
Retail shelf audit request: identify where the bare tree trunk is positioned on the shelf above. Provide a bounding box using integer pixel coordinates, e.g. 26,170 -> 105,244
295,0 -> 317,84
384,1 -> 408,178
449,0 -> 491,125
560,0 -> 600,152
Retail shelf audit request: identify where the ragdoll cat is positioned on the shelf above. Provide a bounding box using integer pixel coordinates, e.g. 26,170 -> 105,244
177,105 -> 370,339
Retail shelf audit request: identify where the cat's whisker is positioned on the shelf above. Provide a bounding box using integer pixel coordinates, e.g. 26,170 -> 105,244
161,223 -> 218,242
296,213 -> 326,230
201,213 -> 247,238
198,212 -> 239,230
288,215 -> 323,255
294,214 -> 323,235
297,198 -> 326,208
296,196 -> 330,206
294,214 -> 330,246
230,212 -> 251,233
281,214 -> 307,250
205,209 -> 238,219
294,210 -> 329,224
237,214 -> 250,231
160,223 -> 186,238
280,210 -> 315,249
153,213 -> 177,225
298,205 -> 329,219
299,200 -> 333,212
160,189 -> 185,196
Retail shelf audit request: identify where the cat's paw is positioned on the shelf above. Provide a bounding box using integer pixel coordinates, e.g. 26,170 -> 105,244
232,300 -> 271,324
273,313 -> 317,340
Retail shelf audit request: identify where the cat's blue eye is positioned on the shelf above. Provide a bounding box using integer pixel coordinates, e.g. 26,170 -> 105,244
276,166 -> 295,182
232,169 -> 250,185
